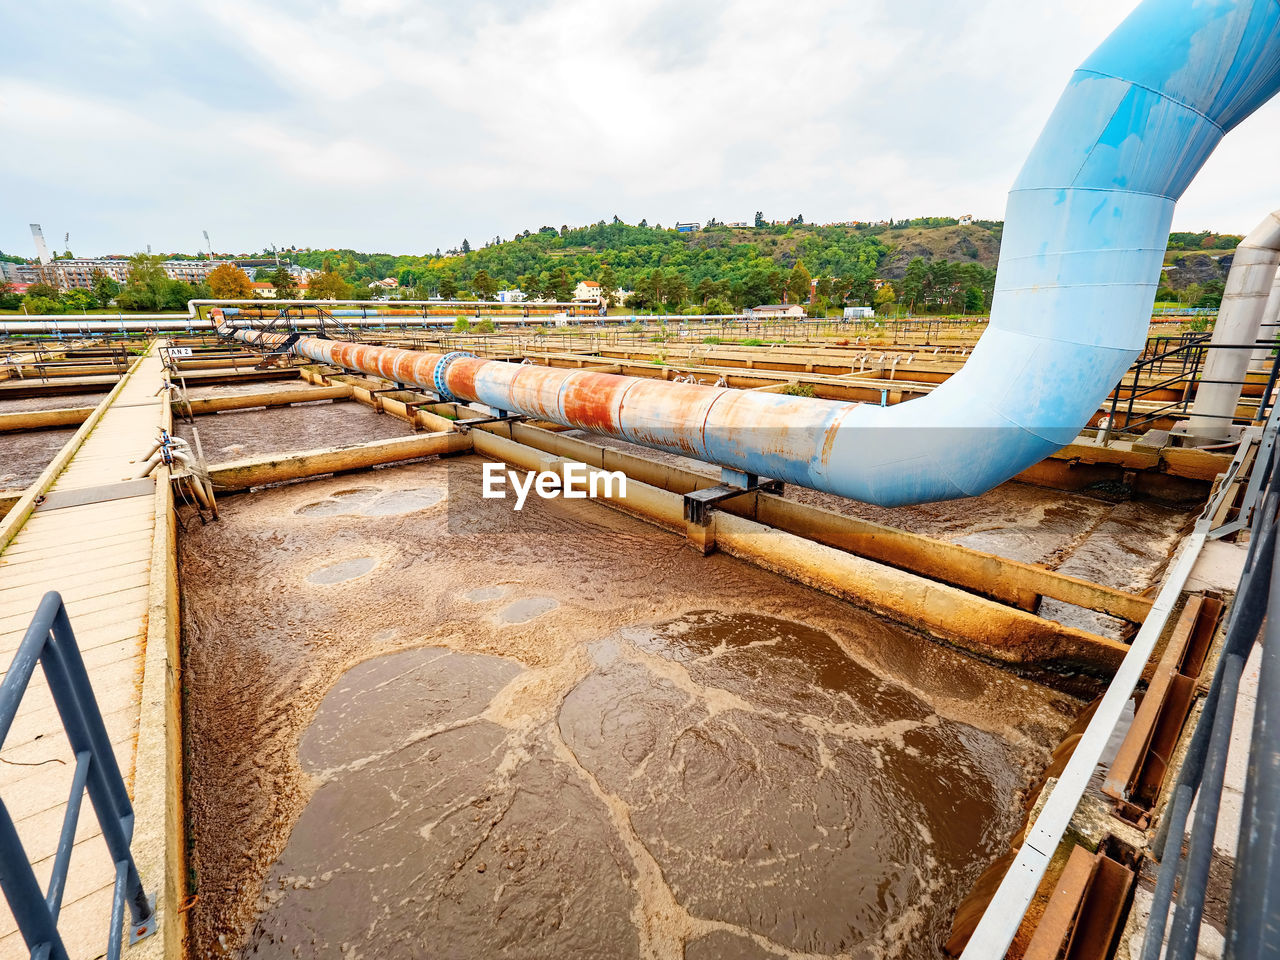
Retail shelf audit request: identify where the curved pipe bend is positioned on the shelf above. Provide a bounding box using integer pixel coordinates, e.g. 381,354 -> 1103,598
237,0 -> 1280,506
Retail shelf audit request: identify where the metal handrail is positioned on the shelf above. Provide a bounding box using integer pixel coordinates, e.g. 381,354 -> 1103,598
1139,403 -> 1280,960
0,592 -> 156,959
1104,333 -> 1280,436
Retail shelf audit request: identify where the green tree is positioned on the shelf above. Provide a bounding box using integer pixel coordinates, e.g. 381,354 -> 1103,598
269,267 -> 299,299
90,270 -> 121,306
786,260 -> 812,304
754,211 -> 765,228
472,269 -> 499,300
308,272 -> 351,300
547,267 -> 574,301
1196,279 -> 1225,308
461,238 -> 471,254
438,276 -> 459,300
61,289 -> 97,312
598,264 -> 618,306
873,284 -> 896,312
24,295 -> 65,314
518,273 -> 542,300
901,258 -> 928,313
115,254 -> 168,311
25,282 -> 60,300
0,281 -> 21,310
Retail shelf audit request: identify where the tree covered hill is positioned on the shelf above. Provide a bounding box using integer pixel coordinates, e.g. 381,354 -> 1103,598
293,218 -> 1004,313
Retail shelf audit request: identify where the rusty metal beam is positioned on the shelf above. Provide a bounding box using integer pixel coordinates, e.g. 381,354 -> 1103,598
1025,846 -> 1135,960
1103,594 -> 1223,822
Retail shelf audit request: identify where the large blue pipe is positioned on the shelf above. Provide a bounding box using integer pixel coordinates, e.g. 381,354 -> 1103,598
234,0 -> 1280,507
810,0 -> 1280,505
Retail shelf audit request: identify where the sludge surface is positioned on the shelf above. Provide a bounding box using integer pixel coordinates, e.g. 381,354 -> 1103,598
179,456 -> 1081,959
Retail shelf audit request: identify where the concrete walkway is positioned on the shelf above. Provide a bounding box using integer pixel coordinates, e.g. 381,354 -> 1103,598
0,346 -> 168,958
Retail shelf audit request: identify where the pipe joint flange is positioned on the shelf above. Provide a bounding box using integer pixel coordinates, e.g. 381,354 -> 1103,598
433,351 -> 473,403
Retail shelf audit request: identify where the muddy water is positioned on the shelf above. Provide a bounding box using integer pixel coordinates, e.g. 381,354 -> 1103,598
185,379 -> 312,400
181,457 -> 1081,960
0,390 -> 106,413
569,432 -> 1197,640
174,402 -> 413,462
0,426 -> 78,488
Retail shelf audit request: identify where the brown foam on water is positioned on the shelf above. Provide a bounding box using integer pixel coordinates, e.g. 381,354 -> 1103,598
179,457 -> 1085,960
306,557 -> 377,584
462,585 -> 512,603
242,611 -> 1029,960
497,596 -> 559,624
294,486 -> 445,518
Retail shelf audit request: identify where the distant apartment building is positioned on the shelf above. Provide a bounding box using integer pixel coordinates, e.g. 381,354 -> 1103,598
675,222 -> 700,233
23,257 -> 317,291
958,214 -> 974,226
726,221 -> 752,228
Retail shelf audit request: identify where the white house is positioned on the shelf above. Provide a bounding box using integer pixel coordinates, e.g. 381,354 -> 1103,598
744,304 -> 805,319
573,280 -> 603,301
367,277 -> 399,291
958,214 -> 974,226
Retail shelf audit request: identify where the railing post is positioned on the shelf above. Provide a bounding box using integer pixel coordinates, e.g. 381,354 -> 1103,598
0,797 -> 70,960
0,593 -> 156,957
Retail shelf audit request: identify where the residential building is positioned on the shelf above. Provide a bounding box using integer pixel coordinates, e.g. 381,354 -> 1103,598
3,256 -> 318,292
726,221 -> 752,228
573,280 -> 602,301
675,222 -> 700,233
958,214 -> 974,226
367,277 -> 399,291
744,304 -> 805,318
843,306 -> 876,319
496,289 -> 527,303
252,280 -> 310,299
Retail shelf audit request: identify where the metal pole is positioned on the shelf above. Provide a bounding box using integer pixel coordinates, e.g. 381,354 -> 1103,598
1166,652 -> 1246,958
1226,521 -> 1280,958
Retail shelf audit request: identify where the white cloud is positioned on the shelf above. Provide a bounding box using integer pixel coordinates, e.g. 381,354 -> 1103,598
1,0 -> 1278,257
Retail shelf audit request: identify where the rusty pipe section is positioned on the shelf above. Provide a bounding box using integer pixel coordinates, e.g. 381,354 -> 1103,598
223,320 -> 957,504
226,0 -> 1280,507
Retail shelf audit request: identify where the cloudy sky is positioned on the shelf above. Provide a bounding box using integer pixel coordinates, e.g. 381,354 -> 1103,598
3,0 -> 1280,259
